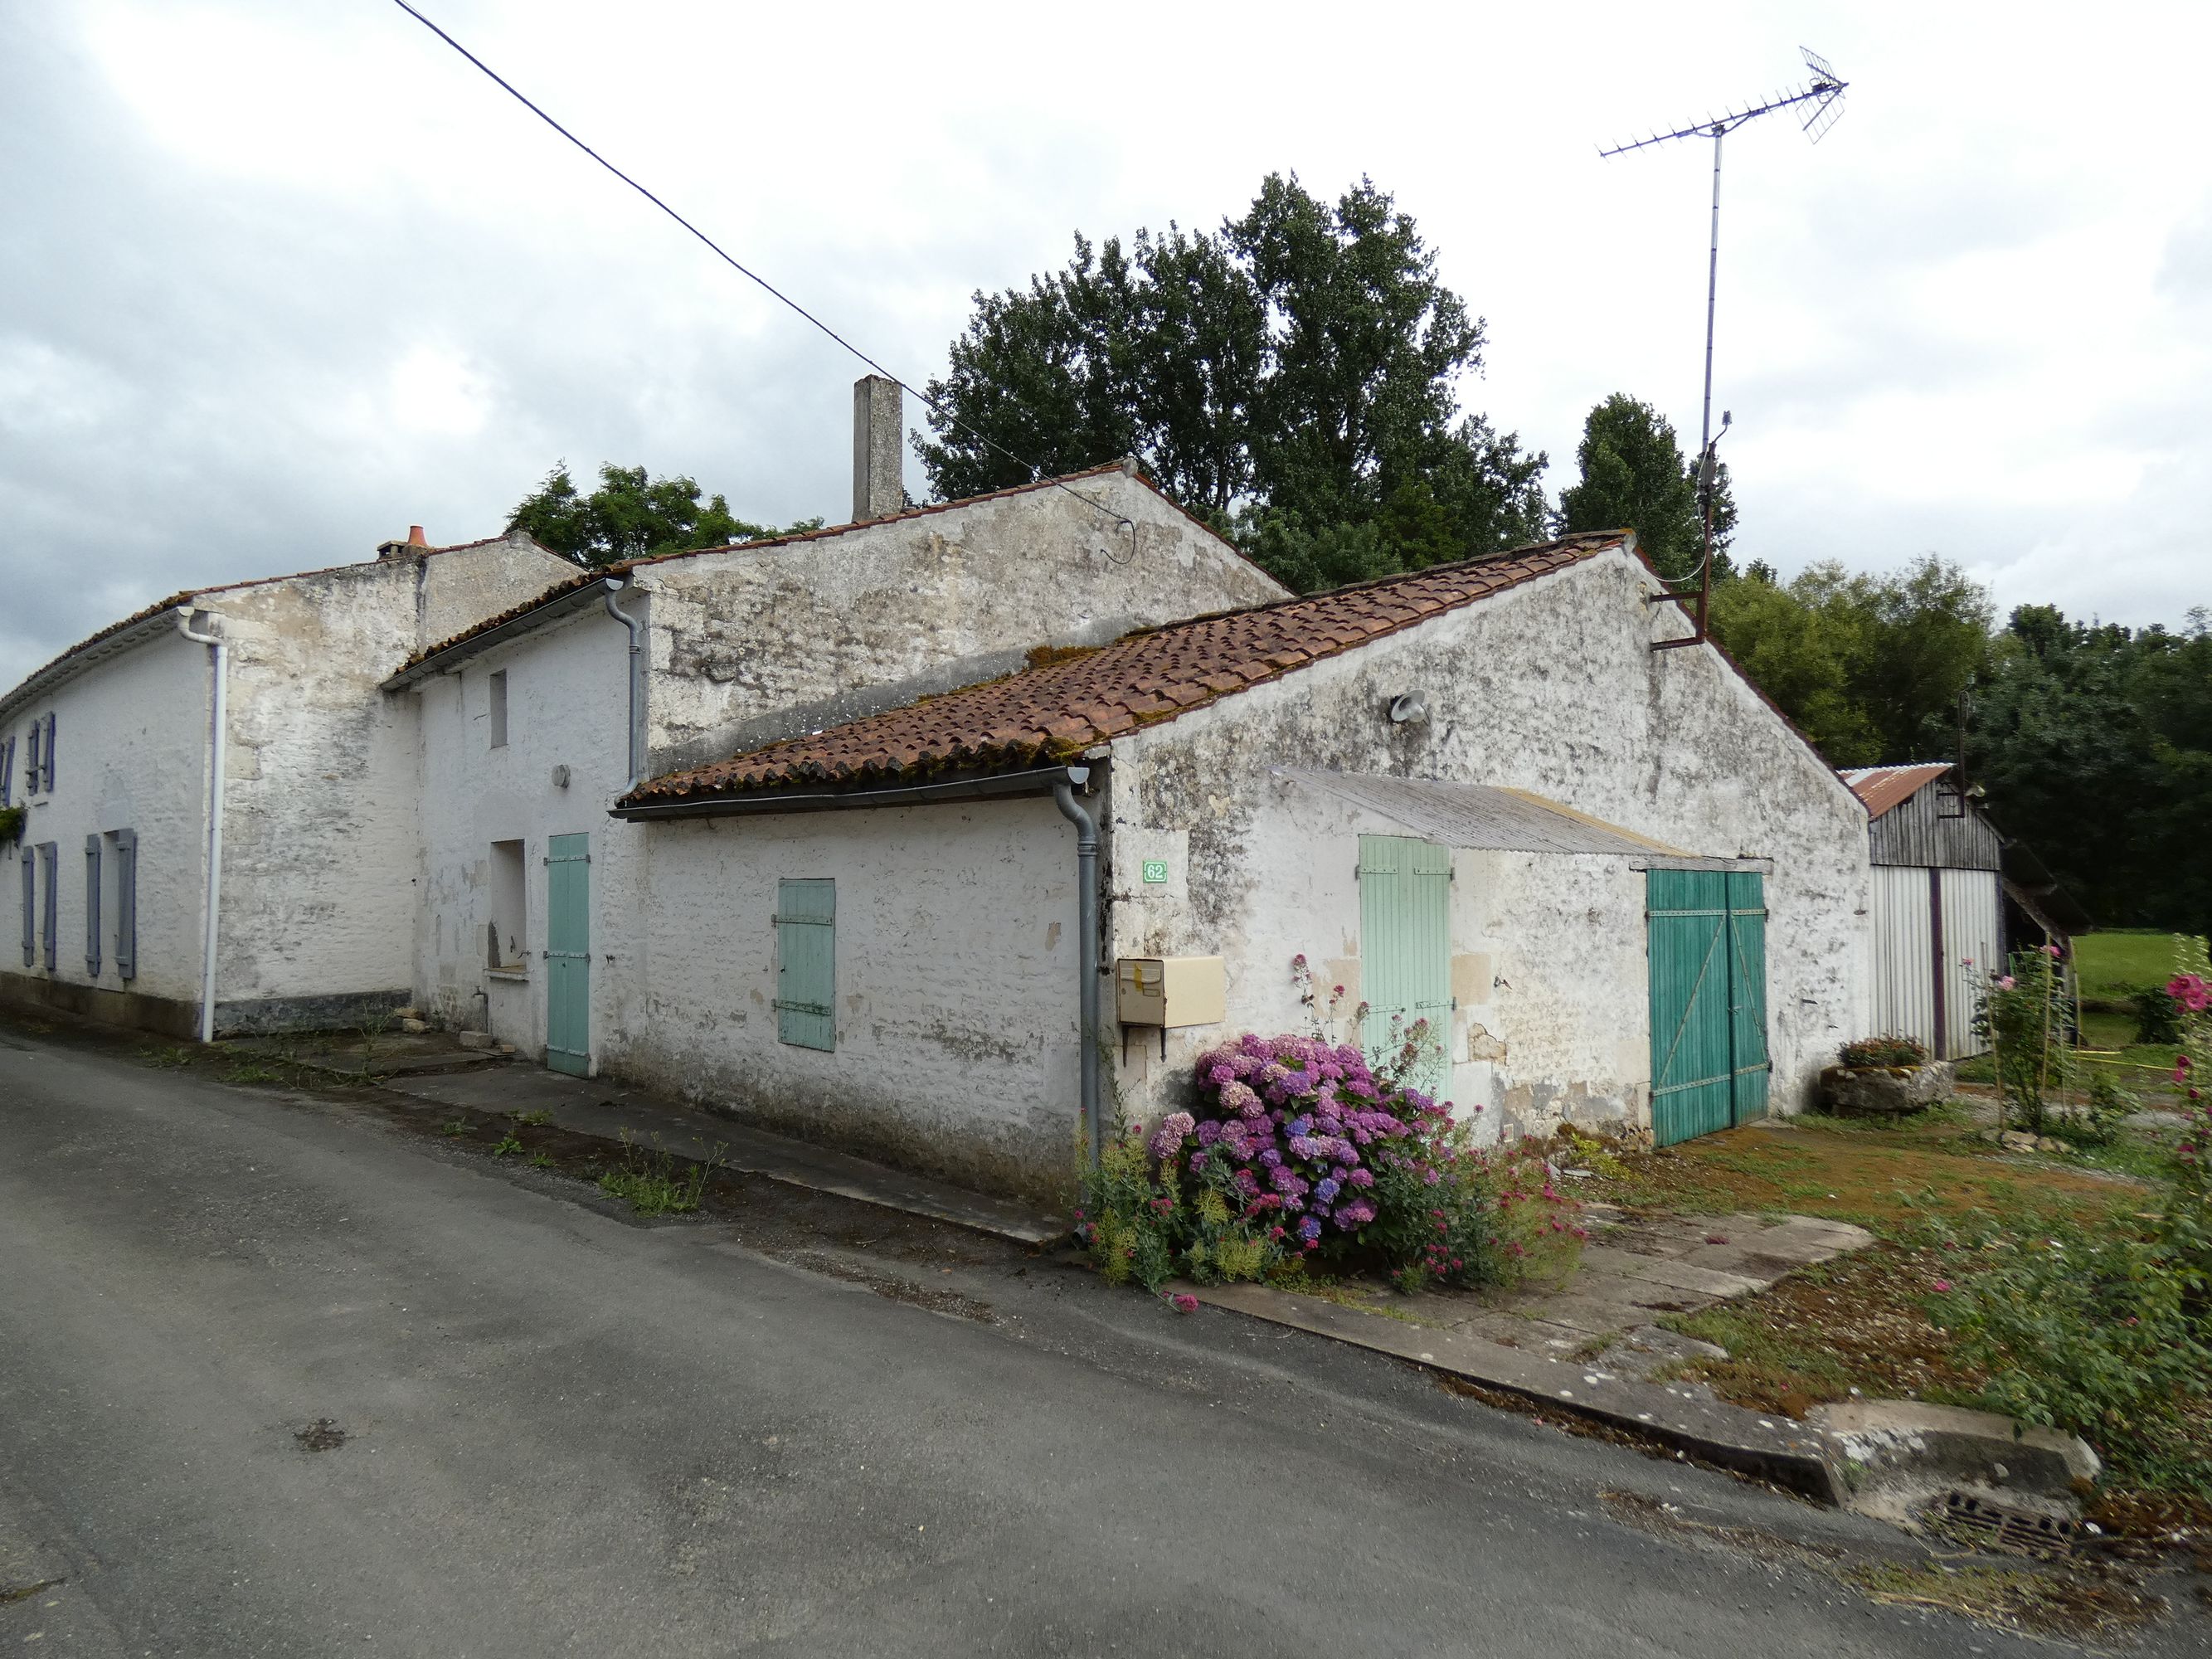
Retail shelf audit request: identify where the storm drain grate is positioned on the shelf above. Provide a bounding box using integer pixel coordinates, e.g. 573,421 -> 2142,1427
1937,1489 -> 2078,1558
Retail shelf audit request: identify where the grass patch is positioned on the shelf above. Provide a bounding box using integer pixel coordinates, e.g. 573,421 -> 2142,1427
596,1136 -> 721,1216
1586,1117 -> 2137,1238
440,1118 -> 470,1137
508,1109 -> 553,1127
528,1151 -> 559,1170
2074,930 -> 2199,1003
490,1133 -> 523,1156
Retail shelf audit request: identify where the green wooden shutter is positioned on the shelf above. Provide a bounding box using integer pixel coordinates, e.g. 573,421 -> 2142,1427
1727,871 -> 1771,1121
1358,834 -> 1452,1102
85,834 -> 101,976
114,829 -> 137,981
775,878 -> 837,1052
544,834 -> 591,1077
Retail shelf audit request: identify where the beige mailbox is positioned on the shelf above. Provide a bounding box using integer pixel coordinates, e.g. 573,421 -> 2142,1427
1116,956 -> 1227,1033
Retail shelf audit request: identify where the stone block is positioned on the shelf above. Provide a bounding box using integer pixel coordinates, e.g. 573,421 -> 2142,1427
456,1031 -> 496,1051
1819,1061 -> 1953,1117
398,1018 -> 430,1034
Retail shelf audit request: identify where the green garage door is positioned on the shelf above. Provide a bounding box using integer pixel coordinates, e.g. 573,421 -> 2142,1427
1647,868 -> 1769,1146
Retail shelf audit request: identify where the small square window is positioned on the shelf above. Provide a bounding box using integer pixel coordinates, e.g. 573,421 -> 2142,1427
489,671 -> 509,749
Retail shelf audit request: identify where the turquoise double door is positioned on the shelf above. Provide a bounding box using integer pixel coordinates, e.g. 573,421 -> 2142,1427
1646,868 -> 1770,1146
545,833 -> 591,1077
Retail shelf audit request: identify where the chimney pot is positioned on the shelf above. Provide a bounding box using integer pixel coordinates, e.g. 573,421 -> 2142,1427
408,524 -> 428,547
852,376 -> 903,523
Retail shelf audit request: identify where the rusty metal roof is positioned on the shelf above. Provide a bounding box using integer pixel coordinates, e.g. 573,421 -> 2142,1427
616,534 -> 1625,810
1840,762 -> 1953,820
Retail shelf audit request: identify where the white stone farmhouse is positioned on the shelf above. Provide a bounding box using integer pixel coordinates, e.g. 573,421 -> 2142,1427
0,529 -> 574,1038
5,380 -> 1877,1203
608,531 -> 1873,1200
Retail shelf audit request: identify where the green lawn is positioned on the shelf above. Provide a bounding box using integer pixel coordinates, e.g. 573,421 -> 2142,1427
2073,930 -> 2197,1001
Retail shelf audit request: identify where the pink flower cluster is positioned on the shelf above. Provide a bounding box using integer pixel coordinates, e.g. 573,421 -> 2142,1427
2167,974 -> 2211,1015
1150,1032 -> 1440,1245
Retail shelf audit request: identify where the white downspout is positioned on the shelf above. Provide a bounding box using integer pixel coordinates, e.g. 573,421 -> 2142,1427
177,610 -> 227,1044
601,580 -> 647,789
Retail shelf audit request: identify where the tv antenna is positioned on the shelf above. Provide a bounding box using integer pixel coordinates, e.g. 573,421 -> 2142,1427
1602,47 -> 1847,649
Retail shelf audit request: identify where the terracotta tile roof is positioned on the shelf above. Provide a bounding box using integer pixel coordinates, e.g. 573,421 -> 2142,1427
389,462 -> 1276,679
619,533 -> 1626,808
1840,762 -> 1953,820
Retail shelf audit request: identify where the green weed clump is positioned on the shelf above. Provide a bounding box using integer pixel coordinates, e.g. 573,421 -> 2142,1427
596,1136 -> 718,1216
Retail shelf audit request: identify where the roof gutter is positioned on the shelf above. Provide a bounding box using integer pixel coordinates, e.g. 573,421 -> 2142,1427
380,576 -> 619,691
610,764 -> 1089,821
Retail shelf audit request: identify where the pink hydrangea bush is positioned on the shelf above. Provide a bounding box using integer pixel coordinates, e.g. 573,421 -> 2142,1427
1077,1032 -> 1584,1294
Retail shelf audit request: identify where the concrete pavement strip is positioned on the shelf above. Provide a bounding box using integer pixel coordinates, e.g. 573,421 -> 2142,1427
1182,1278 -> 1850,1506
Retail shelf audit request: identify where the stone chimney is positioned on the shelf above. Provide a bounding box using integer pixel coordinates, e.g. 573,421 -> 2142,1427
376,524 -> 431,560
852,375 -> 902,523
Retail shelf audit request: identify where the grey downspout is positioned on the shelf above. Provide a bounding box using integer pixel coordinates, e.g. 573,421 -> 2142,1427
1053,773 -> 1102,1165
602,581 -> 647,789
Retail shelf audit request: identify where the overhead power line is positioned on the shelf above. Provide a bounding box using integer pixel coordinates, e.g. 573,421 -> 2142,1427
385,0 -> 1135,549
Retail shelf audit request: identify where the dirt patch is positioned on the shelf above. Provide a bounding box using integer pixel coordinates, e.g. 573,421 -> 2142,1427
1600,1488 -> 1845,1570
1846,1560 -> 2167,1643
294,1418 -> 348,1452
774,1249 -> 994,1322
1655,1241 -> 1978,1418
0,1578 -> 62,1605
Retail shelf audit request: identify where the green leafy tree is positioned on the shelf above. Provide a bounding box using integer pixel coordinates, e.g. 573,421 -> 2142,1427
508,464 -> 820,569
1971,606 -> 2212,937
1707,554 -> 1989,766
918,174 -> 1547,591
1556,394 -> 1737,586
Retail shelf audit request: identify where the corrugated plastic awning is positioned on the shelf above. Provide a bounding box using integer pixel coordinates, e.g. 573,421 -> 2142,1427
1275,770 -> 1765,868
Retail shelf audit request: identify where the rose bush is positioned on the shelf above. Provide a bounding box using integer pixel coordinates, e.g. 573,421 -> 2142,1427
1077,1032 -> 1584,1295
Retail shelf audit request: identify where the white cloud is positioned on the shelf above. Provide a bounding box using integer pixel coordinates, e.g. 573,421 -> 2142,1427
4,0 -> 2211,687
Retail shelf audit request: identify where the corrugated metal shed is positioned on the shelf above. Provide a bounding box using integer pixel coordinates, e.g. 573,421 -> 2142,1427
1843,764 -> 2005,870
1276,770 -> 1746,863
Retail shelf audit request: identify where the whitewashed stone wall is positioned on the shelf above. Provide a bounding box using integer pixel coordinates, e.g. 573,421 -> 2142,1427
0,629 -> 213,1032
408,607 -> 636,1056
1103,546 -> 1872,1136
2,533 -> 574,1036
640,473 -> 1286,773
615,798 -> 1083,1200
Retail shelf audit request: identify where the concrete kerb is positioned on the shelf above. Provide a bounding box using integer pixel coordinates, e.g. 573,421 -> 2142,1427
364,1061 -> 1067,1247
1183,1279 -> 1849,1506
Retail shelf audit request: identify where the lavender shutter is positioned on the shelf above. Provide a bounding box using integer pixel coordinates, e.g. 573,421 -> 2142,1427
0,733 -> 13,803
24,720 -> 39,795
40,842 -> 57,971
18,844 -> 30,966
114,829 -> 137,981
41,712 -> 55,791
85,834 -> 102,975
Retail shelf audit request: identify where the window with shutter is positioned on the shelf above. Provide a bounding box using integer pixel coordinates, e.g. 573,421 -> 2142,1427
39,842 -> 57,971
41,712 -> 55,791
85,834 -> 101,976
773,878 -> 836,1051
18,843 -> 31,966
24,720 -> 40,796
114,829 -> 137,981
0,733 -> 13,803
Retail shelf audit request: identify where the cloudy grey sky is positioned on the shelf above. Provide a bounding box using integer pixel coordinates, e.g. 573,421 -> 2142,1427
5,1 -> 2207,687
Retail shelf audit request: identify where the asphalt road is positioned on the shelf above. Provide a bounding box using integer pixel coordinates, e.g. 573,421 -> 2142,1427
0,1019 -> 2186,1657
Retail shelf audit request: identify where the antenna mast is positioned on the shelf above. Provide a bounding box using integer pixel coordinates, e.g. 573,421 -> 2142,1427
1602,47 -> 1848,649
